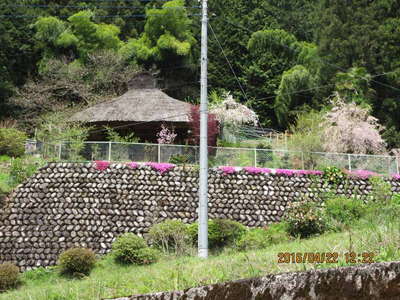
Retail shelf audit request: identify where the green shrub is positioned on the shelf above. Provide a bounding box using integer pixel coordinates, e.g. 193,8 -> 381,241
325,196 -> 366,225
188,219 -> 246,249
284,200 -> 327,238
9,157 -> 43,184
112,233 -> 159,265
369,176 -> 392,204
0,128 -> 27,158
133,248 -> 160,265
236,223 -> 289,251
169,154 -> 190,165
236,228 -> 270,251
322,166 -> 346,185
0,262 -> 20,292
0,181 -> 11,207
57,248 -> 96,277
148,220 -> 191,255
0,155 -> 11,162
391,194 -> 400,206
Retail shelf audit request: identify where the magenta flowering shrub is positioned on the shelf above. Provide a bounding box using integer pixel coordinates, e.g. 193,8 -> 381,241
346,170 -> 378,179
295,170 -> 323,176
243,167 -> 271,174
218,166 -> 236,175
392,174 -> 400,181
146,162 -> 175,174
275,169 -> 323,176
127,162 -> 139,169
95,160 -> 110,171
275,169 -> 297,176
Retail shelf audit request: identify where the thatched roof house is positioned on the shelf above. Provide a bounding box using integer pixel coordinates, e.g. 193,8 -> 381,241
70,72 -> 193,142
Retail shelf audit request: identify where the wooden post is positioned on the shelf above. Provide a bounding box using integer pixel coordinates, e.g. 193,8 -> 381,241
108,142 -> 112,161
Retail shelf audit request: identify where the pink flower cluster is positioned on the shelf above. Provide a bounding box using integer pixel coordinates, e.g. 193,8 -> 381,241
295,170 -> 324,176
392,174 -> 400,180
146,162 -> 175,174
275,169 -> 323,176
127,162 -> 139,169
95,160 -> 110,171
157,124 -> 177,144
219,166 -> 236,175
275,169 -> 297,176
243,167 -> 271,174
347,170 -> 378,179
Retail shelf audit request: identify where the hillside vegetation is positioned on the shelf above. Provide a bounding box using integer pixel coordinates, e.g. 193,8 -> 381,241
1,0 -> 400,148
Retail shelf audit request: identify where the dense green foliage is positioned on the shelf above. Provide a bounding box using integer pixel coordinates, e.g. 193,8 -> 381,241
0,262 -> 20,292
9,157 -> 44,185
112,233 -> 159,265
188,219 -> 246,249
285,199 -> 327,238
1,0 -> 400,148
324,196 -> 366,225
57,248 -> 96,277
0,128 -> 27,157
236,223 -> 289,251
148,220 -> 191,255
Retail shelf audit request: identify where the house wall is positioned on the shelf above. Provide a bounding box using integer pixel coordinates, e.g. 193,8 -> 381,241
1,162 -> 399,270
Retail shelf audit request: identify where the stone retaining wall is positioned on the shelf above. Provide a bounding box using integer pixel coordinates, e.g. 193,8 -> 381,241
110,261 -> 400,300
0,163 -> 399,269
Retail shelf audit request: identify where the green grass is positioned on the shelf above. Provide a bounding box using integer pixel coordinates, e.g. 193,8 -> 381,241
1,213 -> 399,300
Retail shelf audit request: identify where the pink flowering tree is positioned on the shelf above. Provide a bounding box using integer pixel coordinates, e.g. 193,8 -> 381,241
322,96 -> 386,154
157,124 -> 177,144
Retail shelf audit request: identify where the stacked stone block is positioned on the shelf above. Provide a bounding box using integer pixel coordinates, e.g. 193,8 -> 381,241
0,162 -> 400,270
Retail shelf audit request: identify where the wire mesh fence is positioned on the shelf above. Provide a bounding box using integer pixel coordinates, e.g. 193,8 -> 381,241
25,140 -> 400,175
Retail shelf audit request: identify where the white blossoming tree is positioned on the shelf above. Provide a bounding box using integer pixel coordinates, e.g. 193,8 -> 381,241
210,92 -> 259,142
322,94 -> 386,154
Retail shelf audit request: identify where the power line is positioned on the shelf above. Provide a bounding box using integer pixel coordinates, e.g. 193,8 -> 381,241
6,4 -> 200,9
87,0 -> 170,2
0,13 -> 201,19
251,70 -> 400,102
214,15 -> 400,95
208,22 -> 249,102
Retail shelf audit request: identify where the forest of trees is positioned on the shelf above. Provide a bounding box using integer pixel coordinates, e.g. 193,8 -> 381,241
1,0 -> 400,148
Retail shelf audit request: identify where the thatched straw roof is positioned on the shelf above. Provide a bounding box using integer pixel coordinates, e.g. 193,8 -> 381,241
70,73 -> 192,124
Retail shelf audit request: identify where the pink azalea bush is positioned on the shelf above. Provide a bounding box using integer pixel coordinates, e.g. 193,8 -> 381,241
346,169 -> 378,179
146,162 -> 175,174
392,174 -> 400,180
95,160 -> 110,171
219,166 -> 236,175
295,170 -> 323,176
243,167 -> 271,174
127,162 -> 139,169
275,169 -> 323,177
275,169 -> 297,176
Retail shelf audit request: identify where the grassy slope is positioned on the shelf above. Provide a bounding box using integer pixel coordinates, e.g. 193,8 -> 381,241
1,215 -> 399,300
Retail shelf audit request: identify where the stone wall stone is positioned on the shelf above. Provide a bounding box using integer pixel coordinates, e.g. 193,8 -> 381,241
0,163 -> 399,270
109,261 -> 400,300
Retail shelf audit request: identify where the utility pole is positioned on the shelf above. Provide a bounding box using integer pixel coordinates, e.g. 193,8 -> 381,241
198,0 -> 209,259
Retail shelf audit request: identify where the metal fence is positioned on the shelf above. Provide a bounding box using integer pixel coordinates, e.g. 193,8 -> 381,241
25,140 -> 400,175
